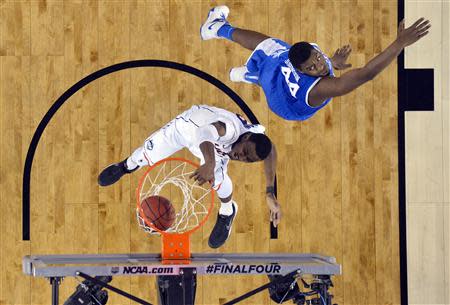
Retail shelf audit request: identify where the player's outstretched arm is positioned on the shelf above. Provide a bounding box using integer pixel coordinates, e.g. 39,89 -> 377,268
264,144 -> 282,227
308,18 -> 431,106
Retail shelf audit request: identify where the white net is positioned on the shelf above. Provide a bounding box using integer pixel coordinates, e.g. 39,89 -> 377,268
136,159 -> 213,235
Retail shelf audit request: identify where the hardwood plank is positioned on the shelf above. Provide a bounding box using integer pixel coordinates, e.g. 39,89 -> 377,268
373,1 -> 400,304
442,0 -> 450,203
63,0 -> 99,204
340,1 -> 377,304
407,203 -> 447,304
30,0 -> 63,56
29,54 -> 66,256
29,54 -> 67,305
445,203 -> 450,304
1,0 -> 31,56
0,55 -> 32,305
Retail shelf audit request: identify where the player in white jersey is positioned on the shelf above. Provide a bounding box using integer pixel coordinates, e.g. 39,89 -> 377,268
98,105 -> 279,249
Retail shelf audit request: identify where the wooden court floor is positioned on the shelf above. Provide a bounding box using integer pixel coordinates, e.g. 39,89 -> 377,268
0,1 -> 402,304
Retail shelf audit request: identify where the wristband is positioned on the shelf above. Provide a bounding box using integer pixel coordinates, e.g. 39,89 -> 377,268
266,186 -> 275,194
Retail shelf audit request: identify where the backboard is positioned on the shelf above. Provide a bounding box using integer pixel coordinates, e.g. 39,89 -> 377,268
23,252 -> 341,305
23,252 -> 341,277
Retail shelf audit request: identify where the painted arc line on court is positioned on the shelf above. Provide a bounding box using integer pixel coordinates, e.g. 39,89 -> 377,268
22,59 -> 278,241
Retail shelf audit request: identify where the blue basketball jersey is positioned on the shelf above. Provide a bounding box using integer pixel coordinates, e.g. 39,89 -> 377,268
242,39 -> 334,121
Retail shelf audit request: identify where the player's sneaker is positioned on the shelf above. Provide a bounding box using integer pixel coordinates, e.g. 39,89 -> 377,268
98,159 -> 138,186
230,66 -> 252,83
200,5 -> 230,40
208,201 -> 238,248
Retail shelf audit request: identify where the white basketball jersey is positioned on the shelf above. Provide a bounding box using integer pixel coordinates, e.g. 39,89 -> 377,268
174,105 -> 266,159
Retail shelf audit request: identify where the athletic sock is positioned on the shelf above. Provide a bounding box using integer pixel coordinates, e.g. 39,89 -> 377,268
125,158 -> 139,172
217,24 -> 236,41
219,200 -> 234,216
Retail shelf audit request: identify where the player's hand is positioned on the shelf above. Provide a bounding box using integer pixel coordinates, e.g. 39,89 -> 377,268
331,45 -> 352,70
396,18 -> 431,48
266,193 -> 282,227
189,164 -> 215,186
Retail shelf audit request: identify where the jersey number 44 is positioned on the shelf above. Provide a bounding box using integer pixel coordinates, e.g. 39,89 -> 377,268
281,66 -> 300,98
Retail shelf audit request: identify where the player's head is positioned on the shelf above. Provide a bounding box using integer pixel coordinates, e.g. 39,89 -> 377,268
229,132 -> 272,163
289,42 -> 329,77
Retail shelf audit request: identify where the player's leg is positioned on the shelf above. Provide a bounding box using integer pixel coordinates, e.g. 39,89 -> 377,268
98,120 -> 185,186
231,29 -> 270,51
200,5 -> 269,51
201,5 -> 291,86
208,166 -> 238,248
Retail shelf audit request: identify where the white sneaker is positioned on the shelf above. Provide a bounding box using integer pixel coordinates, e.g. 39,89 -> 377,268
200,5 -> 230,40
230,66 -> 252,83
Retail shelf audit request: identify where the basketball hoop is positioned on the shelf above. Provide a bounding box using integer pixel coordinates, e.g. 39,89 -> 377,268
136,158 -> 214,261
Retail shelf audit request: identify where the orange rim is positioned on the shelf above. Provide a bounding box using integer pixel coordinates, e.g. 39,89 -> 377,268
135,157 -> 215,236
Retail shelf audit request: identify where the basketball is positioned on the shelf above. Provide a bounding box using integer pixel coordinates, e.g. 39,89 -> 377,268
140,195 -> 176,231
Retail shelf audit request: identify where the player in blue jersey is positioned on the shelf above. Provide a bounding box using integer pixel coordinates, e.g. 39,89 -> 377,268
200,6 -> 431,121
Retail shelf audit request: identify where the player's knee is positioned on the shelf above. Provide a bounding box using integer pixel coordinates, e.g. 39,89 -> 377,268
215,174 -> 233,198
